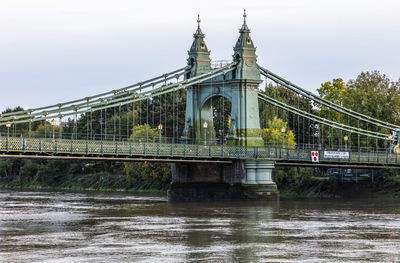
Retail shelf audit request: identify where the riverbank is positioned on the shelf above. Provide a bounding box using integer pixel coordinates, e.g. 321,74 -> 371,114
0,184 -> 167,195
0,159 -> 171,194
279,180 -> 400,199
0,171 -> 169,194
276,172 -> 400,199
2,176 -> 400,200
1,159 -> 400,199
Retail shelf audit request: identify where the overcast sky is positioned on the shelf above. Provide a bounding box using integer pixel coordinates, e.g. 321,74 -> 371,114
1,0 -> 400,111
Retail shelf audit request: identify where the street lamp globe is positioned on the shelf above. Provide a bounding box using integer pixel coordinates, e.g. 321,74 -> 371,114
203,122 -> 208,145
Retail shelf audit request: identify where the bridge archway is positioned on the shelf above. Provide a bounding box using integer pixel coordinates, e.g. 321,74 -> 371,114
200,94 -> 232,145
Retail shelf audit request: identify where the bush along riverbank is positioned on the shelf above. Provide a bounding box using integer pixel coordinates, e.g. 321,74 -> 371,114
274,167 -> 400,199
0,159 -> 171,193
1,158 -> 400,199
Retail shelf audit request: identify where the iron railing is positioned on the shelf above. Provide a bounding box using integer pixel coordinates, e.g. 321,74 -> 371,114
0,135 -> 399,165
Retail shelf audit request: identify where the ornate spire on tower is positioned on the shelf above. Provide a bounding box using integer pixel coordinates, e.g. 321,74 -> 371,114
240,9 -> 250,32
195,14 -> 203,36
186,14 -> 211,78
232,9 -> 260,81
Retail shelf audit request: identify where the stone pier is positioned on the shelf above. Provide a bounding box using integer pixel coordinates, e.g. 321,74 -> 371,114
167,160 -> 279,202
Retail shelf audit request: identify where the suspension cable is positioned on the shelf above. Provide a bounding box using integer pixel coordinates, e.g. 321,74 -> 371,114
258,93 -> 389,140
2,65 -> 236,127
0,66 -> 189,119
0,64 -> 232,124
259,65 -> 399,130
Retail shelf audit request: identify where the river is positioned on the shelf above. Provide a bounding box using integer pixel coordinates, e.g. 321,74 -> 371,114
0,190 -> 399,262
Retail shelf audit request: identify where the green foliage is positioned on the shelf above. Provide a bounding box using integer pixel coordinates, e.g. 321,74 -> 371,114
136,88 -> 186,139
0,159 -> 24,183
35,160 -> 80,186
131,124 -> 158,142
274,167 -> 316,195
2,70 -> 400,194
124,124 -> 172,186
344,71 -> 400,125
259,83 -> 314,146
19,160 -> 38,184
295,168 -> 315,187
211,96 -> 231,138
318,71 -> 400,149
0,107 -> 31,135
318,78 -> 347,123
261,116 -> 296,148
124,161 -> 171,183
273,167 -> 298,187
386,174 -> 400,182
34,122 -> 61,138
318,78 -> 347,105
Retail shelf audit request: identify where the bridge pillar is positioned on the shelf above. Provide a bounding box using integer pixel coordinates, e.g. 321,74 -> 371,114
168,160 -> 279,202
255,160 -> 275,184
245,160 -> 275,184
244,160 -> 257,184
243,160 -> 279,200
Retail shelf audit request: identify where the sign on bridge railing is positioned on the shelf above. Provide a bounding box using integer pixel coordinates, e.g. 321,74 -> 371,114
324,151 -> 350,159
1,136 -> 399,166
311,151 -> 319,162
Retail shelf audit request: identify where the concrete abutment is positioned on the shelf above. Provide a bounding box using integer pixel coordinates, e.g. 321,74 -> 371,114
167,159 -> 279,201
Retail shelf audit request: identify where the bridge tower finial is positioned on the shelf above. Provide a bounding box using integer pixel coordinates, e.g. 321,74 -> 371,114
240,9 -> 250,32
195,14 -> 203,35
233,9 -> 260,81
186,14 -> 211,79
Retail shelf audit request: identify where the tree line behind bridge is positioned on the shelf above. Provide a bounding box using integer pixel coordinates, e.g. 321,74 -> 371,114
0,70 -> 399,194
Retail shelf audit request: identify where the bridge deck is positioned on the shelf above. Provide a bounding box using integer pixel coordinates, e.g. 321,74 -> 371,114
0,136 -> 399,167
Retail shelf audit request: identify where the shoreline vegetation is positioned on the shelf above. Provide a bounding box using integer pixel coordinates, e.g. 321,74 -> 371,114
1,71 -> 400,199
1,158 -> 399,200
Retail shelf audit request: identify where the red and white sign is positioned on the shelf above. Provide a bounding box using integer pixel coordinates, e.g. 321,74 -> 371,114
311,151 -> 319,162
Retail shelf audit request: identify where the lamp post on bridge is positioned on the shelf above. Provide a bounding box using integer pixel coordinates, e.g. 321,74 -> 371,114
388,134 -> 393,153
158,123 -> 163,144
51,119 -> 56,142
281,127 -> 286,149
6,123 -> 11,149
344,135 -> 349,151
203,122 -> 208,145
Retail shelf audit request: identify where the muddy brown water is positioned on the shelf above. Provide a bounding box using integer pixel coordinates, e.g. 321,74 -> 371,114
0,190 -> 399,262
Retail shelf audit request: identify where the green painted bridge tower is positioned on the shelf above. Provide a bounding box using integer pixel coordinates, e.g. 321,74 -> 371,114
182,11 -> 264,146
170,11 -> 279,202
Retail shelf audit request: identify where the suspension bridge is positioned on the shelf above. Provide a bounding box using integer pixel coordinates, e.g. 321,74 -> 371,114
1,11 -> 399,200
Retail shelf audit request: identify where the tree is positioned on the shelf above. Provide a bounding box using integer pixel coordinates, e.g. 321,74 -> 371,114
35,122 -> 61,138
317,79 -> 348,147
259,83 -> 313,146
317,78 -> 347,122
1,106 -> 31,136
345,71 -> 400,125
130,124 -> 158,142
211,96 -> 231,140
124,124 -> 171,185
261,116 -> 296,149
318,71 -> 400,149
